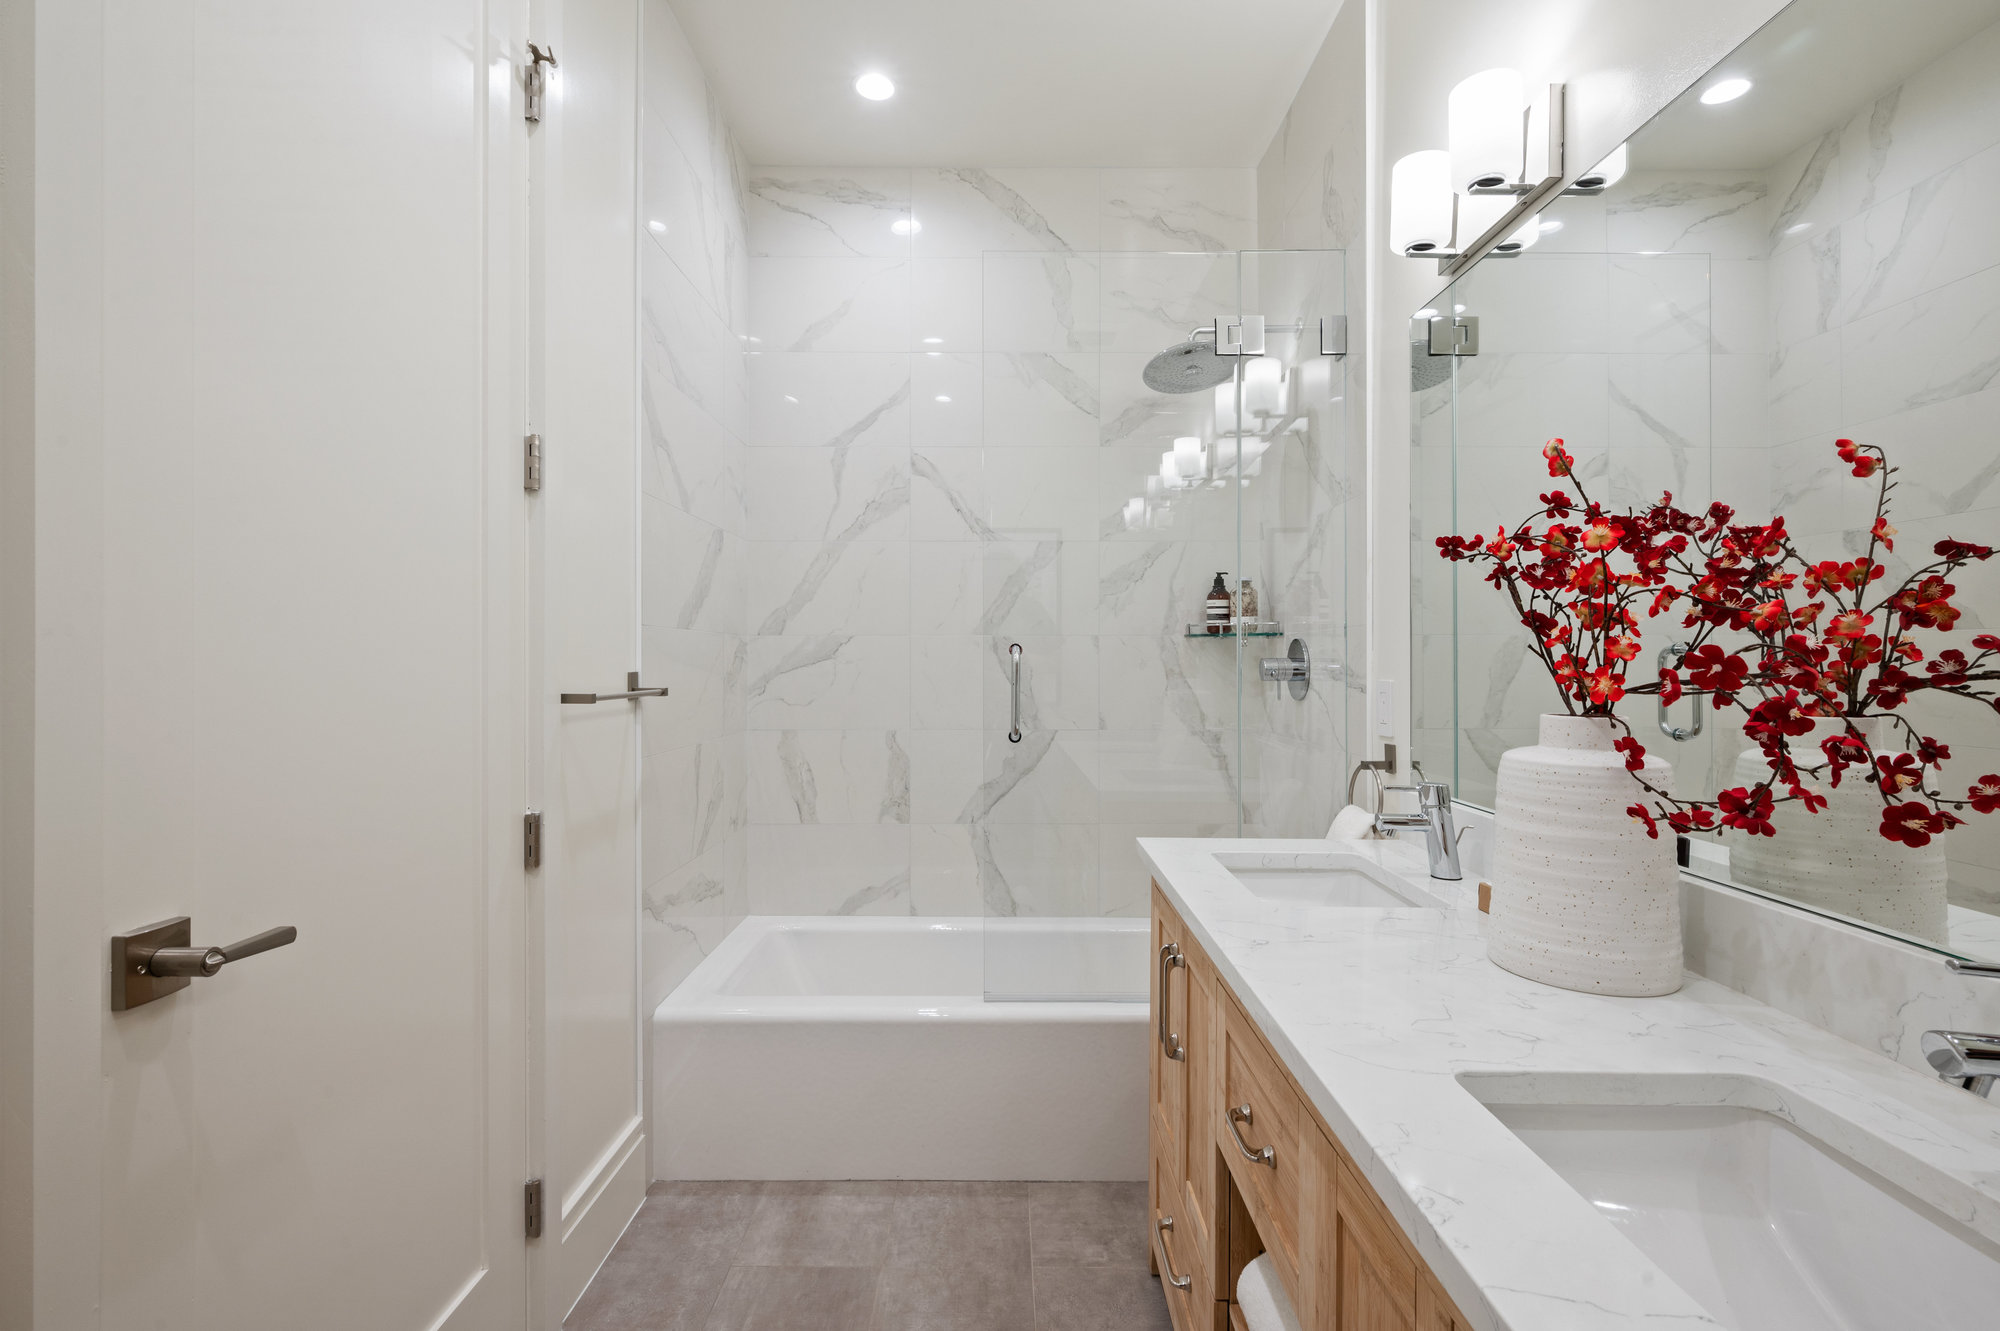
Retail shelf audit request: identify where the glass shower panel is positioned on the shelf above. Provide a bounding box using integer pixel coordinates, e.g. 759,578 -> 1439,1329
1237,250 -> 1353,838
972,248 -> 1347,1001
1410,251 -> 1718,809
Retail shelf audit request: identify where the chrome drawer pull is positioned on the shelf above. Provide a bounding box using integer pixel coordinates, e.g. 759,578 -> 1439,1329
1157,943 -> 1187,1061
1154,1216 -> 1193,1290
1226,1103 -> 1276,1167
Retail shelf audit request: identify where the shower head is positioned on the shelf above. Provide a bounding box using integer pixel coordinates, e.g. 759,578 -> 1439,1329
1143,329 -> 1236,395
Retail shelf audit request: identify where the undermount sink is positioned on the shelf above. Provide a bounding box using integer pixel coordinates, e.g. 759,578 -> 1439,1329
1215,854 -> 1437,908
1474,1092 -> 2000,1331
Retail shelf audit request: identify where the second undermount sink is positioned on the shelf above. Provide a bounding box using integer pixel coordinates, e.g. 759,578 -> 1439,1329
1470,1084 -> 2000,1331
1215,854 -> 1438,908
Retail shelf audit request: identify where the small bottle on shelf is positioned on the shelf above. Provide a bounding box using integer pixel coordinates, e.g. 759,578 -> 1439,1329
1239,579 -> 1259,630
1206,572 -> 1233,635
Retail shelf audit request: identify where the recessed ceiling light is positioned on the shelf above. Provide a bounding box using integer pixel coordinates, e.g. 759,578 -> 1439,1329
921,337 -> 943,345
891,217 -> 921,236
934,395 -> 952,403
855,72 -> 895,101
1700,78 -> 1752,105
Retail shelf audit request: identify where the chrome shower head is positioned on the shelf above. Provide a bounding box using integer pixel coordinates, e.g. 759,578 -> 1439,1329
1143,328 -> 1235,395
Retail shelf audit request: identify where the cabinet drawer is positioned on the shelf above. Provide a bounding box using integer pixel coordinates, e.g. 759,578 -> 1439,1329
1221,998 -> 1303,1291
1152,1139 -> 1216,1331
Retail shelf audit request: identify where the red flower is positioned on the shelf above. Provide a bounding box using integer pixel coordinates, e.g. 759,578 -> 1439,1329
1582,522 -> 1619,552
1540,490 -> 1574,517
1613,735 -> 1647,772
1627,803 -> 1660,839
1543,438 -> 1575,478
1973,634 -> 2000,652
1658,668 -> 1683,705
1718,786 -> 1776,837
1586,665 -> 1626,706
1870,517 -> 1896,551
1788,784 -> 1829,814
1750,599 -> 1791,633
1875,753 -> 1923,795
1667,808 -> 1717,834
1935,539 -> 1994,562
1969,776 -> 2000,815
1684,645 -> 1748,698
1915,736 -> 1952,766
1835,438 -> 1880,478
1826,611 -> 1874,640
1880,802 -> 1948,847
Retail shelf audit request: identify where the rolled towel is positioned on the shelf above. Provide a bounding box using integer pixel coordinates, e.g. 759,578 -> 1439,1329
1236,1252 -> 1302,1331
1327,802 -> 1376,841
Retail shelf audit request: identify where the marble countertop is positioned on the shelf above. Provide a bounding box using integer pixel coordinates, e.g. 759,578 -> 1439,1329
1139,834 -> 2000,1331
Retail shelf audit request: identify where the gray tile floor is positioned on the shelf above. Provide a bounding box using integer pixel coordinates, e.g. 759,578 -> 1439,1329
564,1180 -> 1174,1331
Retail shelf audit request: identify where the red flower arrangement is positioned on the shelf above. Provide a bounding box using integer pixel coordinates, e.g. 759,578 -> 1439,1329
1436,437 -> 2000,846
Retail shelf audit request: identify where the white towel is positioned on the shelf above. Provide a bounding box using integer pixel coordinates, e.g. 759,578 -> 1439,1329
1236,1253 -> 1302,1331
1327,802 -> 1376,841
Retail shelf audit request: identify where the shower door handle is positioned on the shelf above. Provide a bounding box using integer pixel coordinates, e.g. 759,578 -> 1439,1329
1007,643 -> 1023,743
562,671 -> 670,704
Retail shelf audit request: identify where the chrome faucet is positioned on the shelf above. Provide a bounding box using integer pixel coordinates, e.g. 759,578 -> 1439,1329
1921,1030 -> 2000,1098
1374,778 -> 1463,881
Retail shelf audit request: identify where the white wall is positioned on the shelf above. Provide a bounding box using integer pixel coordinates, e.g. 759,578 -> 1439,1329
638,0 -> 753,1014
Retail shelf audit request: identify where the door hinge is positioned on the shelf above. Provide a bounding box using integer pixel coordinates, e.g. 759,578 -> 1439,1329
524,433 -> 543,491
524,1178 -> 544,1238
523,811 -> 542,869
524,45 -> 558,124
1214,314 -> 1266,356
1427,313 -> 1479,356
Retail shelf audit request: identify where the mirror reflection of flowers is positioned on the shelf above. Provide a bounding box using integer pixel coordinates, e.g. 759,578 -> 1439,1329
1436,437 -> 1999,846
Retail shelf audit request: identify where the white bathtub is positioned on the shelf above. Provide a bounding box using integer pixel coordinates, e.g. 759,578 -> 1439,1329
652,916 -> 1150,1181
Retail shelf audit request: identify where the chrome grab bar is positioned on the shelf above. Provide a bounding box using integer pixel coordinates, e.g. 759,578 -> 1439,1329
1225,1104 -> 1276,1167
1007,643 -> 1023,743
1656,642 -> 1703,741
1157,943 -> 1187,1061
562,671 -> 670,704
1226,1104 -> 1276,1167
1154,1216 -> 1193,1290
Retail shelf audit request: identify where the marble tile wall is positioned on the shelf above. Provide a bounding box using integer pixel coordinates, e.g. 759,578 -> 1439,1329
639,0 -> 750,1012
740,165 -> 1319,921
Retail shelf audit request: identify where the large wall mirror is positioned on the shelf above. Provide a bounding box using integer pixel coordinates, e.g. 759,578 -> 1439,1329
1412,0 -> 2000,962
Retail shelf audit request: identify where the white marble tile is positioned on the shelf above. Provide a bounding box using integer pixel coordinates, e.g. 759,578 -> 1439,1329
982,352 -> 1099,449
908,540 -> 984,634
747,352 -> 909,449
909,449 -> 994,540
1454,253 -> 1608,354
748,539 -> 907,637
911,167 -> 1100,256
1707,258 -> 1769,357
1446,354 -> 1609,452
643,735 -> 743,881
643,498 -> 744,635
908,730 -> 984,825
644,109 -> 730,317
967,821 -> 1099,918
1606,255 -> 1710,355
1606,353 -> 1709,501
1097,634 -> 1239,733
1842,18 -> 2000,210
981,633 -> 1098,732
746,729 -> 909,825
643,244 -> 750,442
748,823 -> 912,915
1763,330 -> 1843,444
642,625 -> 746,749
982,449 -> 1100,541
642,373 -> 744,537
909,352 -> 981,448
747,256 -> 909,352
981,251 -> 1101,354
977,539 -> 1096,638
1098,729 -> 1239,826
1853,382 -> 2000,519
1767,129 -> 1853,256
909,634 -> 981,730
744,166 -> 912,257
1603,170 -> 1770,259
642,833 -> 745,1012
910,256 -> 983,351
1099,168 -> 1256,252
1766,229 -> 1842,346
909,823 -> 983,914
1840,140 -> 2000,325
1839,260 -> 2000,426
746,445 -> 909,542
1098,538 -> 1240,636
745,633 -> 909,730
1097,250 -> 1238,355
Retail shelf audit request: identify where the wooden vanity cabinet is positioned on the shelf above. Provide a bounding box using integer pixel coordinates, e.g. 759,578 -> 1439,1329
1151,887 -> 1470,1331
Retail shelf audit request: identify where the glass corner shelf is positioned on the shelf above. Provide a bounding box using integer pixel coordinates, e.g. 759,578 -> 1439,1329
1185,621 -> 1285,638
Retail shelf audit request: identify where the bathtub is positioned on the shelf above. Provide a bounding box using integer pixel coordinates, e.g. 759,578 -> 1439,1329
652,916 -> 1150,1181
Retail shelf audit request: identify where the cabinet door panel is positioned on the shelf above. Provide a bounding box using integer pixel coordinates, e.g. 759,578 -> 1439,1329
1336,1160 -> 1418,1331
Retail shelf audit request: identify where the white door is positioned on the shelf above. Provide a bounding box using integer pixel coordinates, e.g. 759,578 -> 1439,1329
527,0 -> 650,1322
21,2 -> 533,1328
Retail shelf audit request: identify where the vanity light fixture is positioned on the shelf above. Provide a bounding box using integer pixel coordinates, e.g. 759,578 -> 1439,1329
1391,72 -> 1567,275
1173,436 -> 1206,481
854,71 -> 895,101
1563,143 -> 1626,195
1700,77 -> 1752,105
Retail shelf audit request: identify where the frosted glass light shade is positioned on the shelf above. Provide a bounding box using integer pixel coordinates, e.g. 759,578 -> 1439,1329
1213,381 -> 1242,435
1243,357 -> 1286,417
1449,68 -> 1525,191
1454,191 -> 1512,250
1498,215 -> 1541,253
1576,143 -> 1627,191
1390,150 -> 1454,255
1173,436 -> 1205,480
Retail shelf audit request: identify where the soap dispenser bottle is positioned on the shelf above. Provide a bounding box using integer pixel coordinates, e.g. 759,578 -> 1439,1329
1206,572 -> 1233,635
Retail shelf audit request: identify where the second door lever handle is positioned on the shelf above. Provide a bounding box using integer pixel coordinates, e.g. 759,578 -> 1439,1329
144,925 -> 299,978
562,671 -> 670,704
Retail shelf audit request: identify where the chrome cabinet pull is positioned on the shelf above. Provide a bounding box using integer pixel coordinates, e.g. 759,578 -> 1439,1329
1007,643 -> 1023,743
1154,1216 -> 1193,1290
111,916 -> 299,1011
1157,942 -> 1187,1061
1226,1103 -> 1276,1167
562,671 -> 670,704
1656,642 -> 1704,741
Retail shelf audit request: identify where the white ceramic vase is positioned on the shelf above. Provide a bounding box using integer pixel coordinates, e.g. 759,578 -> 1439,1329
1724,717 -> 1949,944
1488,714 -> 1683,997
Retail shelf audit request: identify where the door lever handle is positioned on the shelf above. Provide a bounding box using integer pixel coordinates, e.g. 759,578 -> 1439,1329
561,671 -> 669,704
112,917 -> 299,1010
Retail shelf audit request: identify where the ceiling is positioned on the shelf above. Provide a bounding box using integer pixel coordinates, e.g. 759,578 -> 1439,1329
1629,0 -> 2000,170
664,0 -> 1343,167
